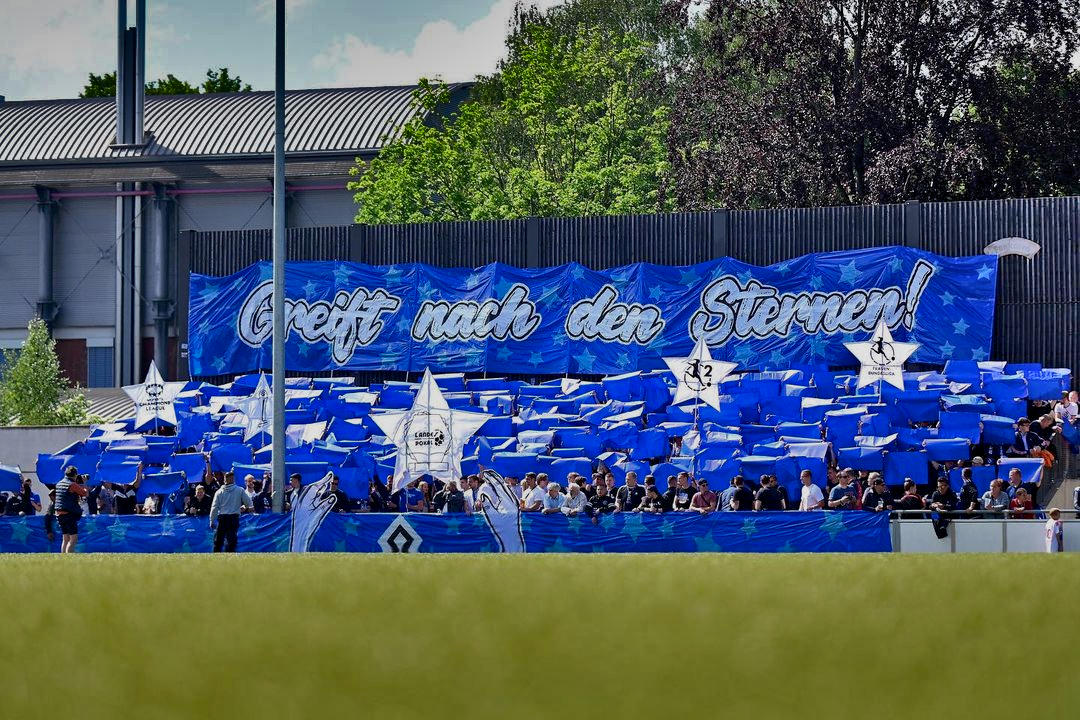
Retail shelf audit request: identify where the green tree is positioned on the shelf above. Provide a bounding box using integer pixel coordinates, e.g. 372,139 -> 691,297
145,74 -> 199,95
667,0 -> 1080,209
0,320 -> 92,426
202,67 -> 253,93
80,72 -> 118,98
79,68 -> 253,98
351,0 -> 688,222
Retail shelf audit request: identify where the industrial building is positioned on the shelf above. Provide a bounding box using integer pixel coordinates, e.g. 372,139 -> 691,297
0,83 -> 470,387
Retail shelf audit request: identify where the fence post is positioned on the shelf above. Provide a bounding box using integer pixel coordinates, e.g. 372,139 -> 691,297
904,200 -> 922,248
711,209 -> 730,258
525,216 -> 541,268
175,229 -> 192,381
349,223 -> 365,263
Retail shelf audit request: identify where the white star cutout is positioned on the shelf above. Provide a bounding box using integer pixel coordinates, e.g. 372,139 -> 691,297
843,320 -> 920,390
370,369 -> 489,492
953,318 -> 970,335
663,336 -> 738,412
123,360 -> 185,427
232,374 -> 273,441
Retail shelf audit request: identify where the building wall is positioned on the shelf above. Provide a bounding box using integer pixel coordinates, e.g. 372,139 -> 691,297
174,189 -> 274,233
52,195 -> 116,328
289,182 -> 357,228
0,196 -> 40,332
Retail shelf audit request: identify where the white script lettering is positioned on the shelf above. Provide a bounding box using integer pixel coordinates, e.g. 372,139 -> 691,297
411,283 -> 541,342
565,285 -> 665,344
689,260 -> 935,343
237,280 -> 401,364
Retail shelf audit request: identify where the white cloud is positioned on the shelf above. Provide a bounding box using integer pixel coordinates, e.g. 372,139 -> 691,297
0,1 -> 114,99
310,0 -> 566,87
0,0 -> 183,101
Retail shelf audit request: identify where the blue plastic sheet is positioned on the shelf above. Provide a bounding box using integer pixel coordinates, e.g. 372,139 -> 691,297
0,465 -> 21,493
883,451 -> 929,487
937,413 -> 981,443
211,444 -> 254,472
979,415 -> 1018,445
136,471 -> 187,503
948,466 -> 996,495
837,446 -> 884,471
996,458 -> 1044,488
922,438 -> 971,461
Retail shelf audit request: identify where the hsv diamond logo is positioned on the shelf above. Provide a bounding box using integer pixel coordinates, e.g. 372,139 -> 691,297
378,516 -> 422,553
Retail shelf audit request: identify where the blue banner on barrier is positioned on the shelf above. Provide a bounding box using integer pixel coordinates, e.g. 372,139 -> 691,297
0,512 -> 891,554
188,247 -> 997,376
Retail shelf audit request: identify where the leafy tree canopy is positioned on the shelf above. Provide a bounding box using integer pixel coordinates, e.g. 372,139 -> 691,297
351,0 -> 689,222
667,0 -> 1080,209
79,67 -> 253,98
0,320 -> 92,426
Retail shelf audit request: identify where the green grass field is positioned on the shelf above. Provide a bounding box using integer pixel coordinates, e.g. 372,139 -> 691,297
3,553 -> 1076,719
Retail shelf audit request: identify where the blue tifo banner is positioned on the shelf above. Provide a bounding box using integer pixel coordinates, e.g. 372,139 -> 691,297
0,512 -> 891,554
188,247 -> 997,376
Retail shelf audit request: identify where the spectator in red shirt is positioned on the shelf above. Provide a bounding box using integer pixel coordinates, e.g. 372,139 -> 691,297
1009,487 -> 1035,519
691,479 -> 718,514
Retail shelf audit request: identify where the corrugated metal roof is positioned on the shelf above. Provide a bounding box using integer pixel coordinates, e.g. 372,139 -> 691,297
85,388 -> 135,422
0,85 -> 467,164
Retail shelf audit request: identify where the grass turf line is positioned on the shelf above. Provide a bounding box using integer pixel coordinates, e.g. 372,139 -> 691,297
2,553 -> 1075,720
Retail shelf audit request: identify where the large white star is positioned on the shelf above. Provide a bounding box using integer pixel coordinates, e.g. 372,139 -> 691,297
122,360 -> 185,429
370,368 -> 490,492
843,320 -> 920,390
663,336 -> 737,412
232,374 -> 273,441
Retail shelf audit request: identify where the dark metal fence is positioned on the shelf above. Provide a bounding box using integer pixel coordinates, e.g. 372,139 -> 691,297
178,196 -> 1080,382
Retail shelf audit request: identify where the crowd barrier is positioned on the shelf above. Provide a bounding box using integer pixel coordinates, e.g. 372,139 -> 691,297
0,511 -> 891,554
4,512 -> 1074,554
891,516 -> 1078,553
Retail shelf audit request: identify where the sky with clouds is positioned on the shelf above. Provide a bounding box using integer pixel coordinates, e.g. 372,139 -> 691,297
0,0 -> 566,101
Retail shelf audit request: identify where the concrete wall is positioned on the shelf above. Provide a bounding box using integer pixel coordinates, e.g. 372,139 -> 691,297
893,519 -> 1080,552
0,425 -> 92,515
0,425 -> 91,476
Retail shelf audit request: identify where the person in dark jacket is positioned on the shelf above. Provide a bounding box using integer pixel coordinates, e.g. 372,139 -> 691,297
860,474 -> 894,512
44,490 -> 57,546
929,477 -> 958,536
55,466 -> 89,553
958,469 -> 981,517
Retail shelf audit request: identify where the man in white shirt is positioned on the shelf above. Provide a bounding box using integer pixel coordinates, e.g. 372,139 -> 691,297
1053,392 -> 1078,425
462,475 -> 483,513
562,483 -> 588,516
798,469 -> 825,511
1045,508 -> 1063,553
541,483 -> 565,514
521,476 -> 545,512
